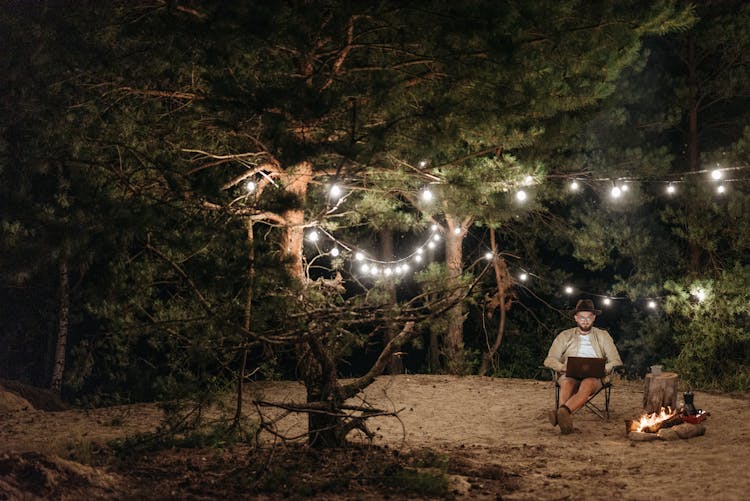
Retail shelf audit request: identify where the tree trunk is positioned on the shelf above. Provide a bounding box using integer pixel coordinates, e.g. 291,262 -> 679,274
478,229 -> 511,376
643,372 -> 679,413
301,337 -> 344,448
280,161 -> 313,282
380,229 -> 403,374
50,254 -> 70,394
234,219 -> 255,428
442,214 -> 470,375
429,329 -> 440,373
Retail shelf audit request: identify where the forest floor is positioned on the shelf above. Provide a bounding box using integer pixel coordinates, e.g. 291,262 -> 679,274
2,374 -> 750,500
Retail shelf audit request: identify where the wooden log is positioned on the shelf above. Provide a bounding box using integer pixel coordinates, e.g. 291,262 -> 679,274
657,428 -> 680,441
642,372 -> 679,413
628,431 -> 658,441
673,423 -> 706,439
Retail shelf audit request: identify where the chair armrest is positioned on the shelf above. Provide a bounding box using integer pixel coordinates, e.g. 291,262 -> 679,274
610,365 -> 625,376
539,366 -> 560,382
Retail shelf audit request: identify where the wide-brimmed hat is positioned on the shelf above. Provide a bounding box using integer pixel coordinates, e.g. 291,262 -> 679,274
572,299 -> 601,315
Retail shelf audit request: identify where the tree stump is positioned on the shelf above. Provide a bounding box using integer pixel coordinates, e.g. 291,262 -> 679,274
643,372 -> 679,413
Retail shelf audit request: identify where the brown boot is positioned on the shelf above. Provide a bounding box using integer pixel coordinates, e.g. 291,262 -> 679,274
557,406 -> 573,434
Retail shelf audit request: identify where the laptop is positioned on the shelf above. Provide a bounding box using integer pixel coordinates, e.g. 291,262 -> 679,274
565,356 -> 606,379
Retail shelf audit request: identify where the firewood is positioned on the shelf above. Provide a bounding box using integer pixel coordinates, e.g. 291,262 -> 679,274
673,423 -> 706,439
628,431 -> 658,441
657,428 -> 680,441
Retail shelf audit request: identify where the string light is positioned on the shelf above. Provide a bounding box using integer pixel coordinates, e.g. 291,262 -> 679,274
329,184 -> 343,199
647,300 -> 657,309
692,287 -> 707,302
602,298 -> 611,306
245,180 -> 256,193
301,162 -> 749,289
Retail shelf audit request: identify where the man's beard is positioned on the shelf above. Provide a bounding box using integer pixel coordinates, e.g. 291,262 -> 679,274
578,325 -> 592,333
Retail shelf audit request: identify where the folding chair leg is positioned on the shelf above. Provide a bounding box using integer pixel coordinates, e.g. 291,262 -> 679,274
583,385 -> 611,419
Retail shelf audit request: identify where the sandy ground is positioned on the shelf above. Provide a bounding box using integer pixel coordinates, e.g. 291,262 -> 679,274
2,375 -> 750,500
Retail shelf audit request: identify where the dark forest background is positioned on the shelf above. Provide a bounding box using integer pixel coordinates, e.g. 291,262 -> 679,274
2,0 -> 750,414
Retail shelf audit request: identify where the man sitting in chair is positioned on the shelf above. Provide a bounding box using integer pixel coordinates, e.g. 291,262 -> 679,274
544,299 -> 622,434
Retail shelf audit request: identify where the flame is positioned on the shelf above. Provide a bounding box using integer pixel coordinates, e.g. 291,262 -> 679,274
632,407 -> 677,432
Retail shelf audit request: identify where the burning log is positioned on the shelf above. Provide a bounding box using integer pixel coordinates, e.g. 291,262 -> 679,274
628,407 -> 679,434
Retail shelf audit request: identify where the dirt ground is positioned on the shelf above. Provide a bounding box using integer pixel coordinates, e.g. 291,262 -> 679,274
2,374 -> 750,500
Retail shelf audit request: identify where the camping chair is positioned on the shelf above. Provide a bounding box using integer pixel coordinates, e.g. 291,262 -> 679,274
547,365 -> 625,419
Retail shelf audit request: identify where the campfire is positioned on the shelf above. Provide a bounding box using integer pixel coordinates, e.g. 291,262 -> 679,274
626,406 -> 708,441
628,407 -> 681,433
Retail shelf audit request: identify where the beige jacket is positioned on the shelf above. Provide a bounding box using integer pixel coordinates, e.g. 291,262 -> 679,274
544,326 -> 623,376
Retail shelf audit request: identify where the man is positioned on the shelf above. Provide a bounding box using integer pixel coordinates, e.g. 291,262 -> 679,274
544,299 -> 622,434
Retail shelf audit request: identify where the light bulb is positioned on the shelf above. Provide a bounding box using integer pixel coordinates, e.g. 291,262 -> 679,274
330,247 -> 340,257
711,169 -> 723,180
355,252 -> 365,261
602,298 -> 611,306
570,181 -> 580,192
432,234 -> 440,242
516,190 -> 527,202
419,160 -> 427,168
523,175 -> 534,186
245,180 -> 256,193
666,184 -> 676,194
519,273 -> 528,281
427,241 -> 436,249
415,254 -> 423,263
421,189 -> 434,202
564,286 -> 573,295
360,263 -> 370,273
453,227 -> 462,235
485,252 -> 493,260
611,186 -> 622,198
329,184 -> 342,199
307,231 -> 319,242
717,185 -> 726,194
647,300 -> 657,309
